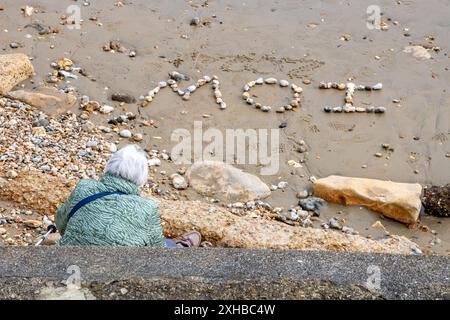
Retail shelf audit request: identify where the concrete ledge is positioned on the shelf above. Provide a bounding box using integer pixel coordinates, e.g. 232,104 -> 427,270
0,247 -> 448,300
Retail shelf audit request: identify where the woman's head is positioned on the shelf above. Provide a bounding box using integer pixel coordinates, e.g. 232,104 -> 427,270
104,144 -> 148,187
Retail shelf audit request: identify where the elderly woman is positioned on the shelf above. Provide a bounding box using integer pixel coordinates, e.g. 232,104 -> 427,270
55,144 -> 201,247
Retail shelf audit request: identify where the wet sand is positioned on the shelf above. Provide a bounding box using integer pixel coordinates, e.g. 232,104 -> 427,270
0,0 -> 449,253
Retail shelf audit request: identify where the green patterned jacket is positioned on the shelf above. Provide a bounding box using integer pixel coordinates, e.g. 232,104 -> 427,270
55,173 -> 166,247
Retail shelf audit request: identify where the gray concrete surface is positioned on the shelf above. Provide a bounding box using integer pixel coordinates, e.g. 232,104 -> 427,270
0,247 -> 448,300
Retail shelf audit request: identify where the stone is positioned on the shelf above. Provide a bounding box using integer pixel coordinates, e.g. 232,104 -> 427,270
314,175 -> 422,224
132,133 -> 143,142
171,174 -> 188,190
329,217 -> 343,230
0,54 -> 34,95
403,46 -> 431,60
148,159 -> 161,167
111,93 -> 136,104
6,87 -> 77,116
109,144 -> 118,153
279,80 -> 289,87
298,197 -> 326,216
264,78 -> 277,84
23,220 -> 43,228
186,161 -> 271,202
6,170 -> 18,179
119,130 -> 132,138
296,190 -> 309,199
100,105 -> 114,114
277,181 -> 289,189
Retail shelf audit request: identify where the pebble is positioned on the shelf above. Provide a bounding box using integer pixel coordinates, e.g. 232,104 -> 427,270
109,144 -> 118,153
296,190 -> 309,199
100,105 -> 114,114
190,17 -> 201,26
186,85 -> 197,93
255,78 -> 264,85
111,93 -> 136,104
298,197 -> 326,216
9,42 -> 19,49
328,217 -> 343,230
133,133 -> 143,142
261,106 -> 271,112
279,80 -> 289,87
148,158 -> 161,167
158,81 -> 168,88
6,170 -> 18,179
302,219 -> 313,228
119,130 -> 132,138
264,78 -> 277,84
86,140 -> 98,148
171,174 -> 188,190
277,181 -> 288,189
302,79 -> 311,85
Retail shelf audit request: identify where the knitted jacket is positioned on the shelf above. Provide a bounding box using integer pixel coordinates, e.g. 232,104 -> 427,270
55,173 -> 166,247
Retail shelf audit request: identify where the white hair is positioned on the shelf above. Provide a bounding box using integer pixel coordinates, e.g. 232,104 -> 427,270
105,144 -> 149,187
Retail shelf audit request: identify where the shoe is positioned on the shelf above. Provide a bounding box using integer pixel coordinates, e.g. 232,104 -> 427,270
175,231 -> 202,248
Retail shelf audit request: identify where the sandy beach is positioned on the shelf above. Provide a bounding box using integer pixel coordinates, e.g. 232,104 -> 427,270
0,0 -> 449,253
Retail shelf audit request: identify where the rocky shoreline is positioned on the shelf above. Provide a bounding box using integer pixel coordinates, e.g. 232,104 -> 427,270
0,1 -> 449,254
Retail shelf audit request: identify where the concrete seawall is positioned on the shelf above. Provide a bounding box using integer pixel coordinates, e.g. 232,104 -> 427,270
0,247 -> 448,300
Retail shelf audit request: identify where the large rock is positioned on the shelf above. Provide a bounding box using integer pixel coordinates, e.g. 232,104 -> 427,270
0,171 -> 418,254
6,87 -> 77,115
186,161 -> 271,202
313,175 -> 422,224
0,54 -> 34,95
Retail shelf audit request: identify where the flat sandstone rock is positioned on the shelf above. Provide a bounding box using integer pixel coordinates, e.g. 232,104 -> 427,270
6,87 -> 77,115
313,175 -> 422,224
186,161 -> 271,202
0,53 -> 34,95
